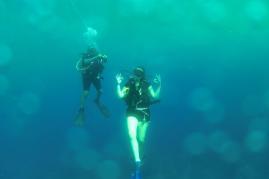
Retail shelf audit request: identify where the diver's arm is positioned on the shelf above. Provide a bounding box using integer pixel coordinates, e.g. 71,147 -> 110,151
149,74 -> 161,99
149,85 -> 161,99
84,54 -> 106,65
117,85 -> 129,98
76,57 -> 86,72
83,55 -> 99,65
116,73 -> 128,98
97,64 -> 104,79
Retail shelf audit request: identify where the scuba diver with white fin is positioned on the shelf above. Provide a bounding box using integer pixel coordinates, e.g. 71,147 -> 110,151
75,46 -> 110,126
116,67 -> 161,179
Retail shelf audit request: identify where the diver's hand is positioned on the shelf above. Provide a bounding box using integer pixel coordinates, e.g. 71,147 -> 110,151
97,54 -> 107,59
153,74 -> 161,85
102,54 -> 107,59
97,74 -> 104,80
116,73 -> 124,84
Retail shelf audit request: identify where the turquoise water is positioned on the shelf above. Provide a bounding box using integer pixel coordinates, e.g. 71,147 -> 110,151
0,0 -> 269,178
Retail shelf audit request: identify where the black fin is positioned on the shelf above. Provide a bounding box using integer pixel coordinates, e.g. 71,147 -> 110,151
74,109 -> 85,126
95,102 -> 110,118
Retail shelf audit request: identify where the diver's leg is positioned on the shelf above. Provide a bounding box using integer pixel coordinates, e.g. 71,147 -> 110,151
74,90 -> 89,126
95,89 -> 102,104
137,121 -> 149,159
80,90 -> 89,110
75,75 -> 91,126
80,74 -> 91,109
93,78 -> 102,104
137,121 -> 149,143
127,116 -> 141,163
92,77 -> 111,118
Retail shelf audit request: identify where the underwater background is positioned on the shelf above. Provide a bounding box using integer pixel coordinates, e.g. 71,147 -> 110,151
0,0 -> 269,178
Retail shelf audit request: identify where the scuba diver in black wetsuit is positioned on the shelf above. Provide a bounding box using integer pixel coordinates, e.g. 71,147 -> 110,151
116,67 -> 161,179
75,46 -> 110,126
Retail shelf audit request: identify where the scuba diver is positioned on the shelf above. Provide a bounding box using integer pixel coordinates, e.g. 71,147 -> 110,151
75,46 -> 110,126
116,67 -> 161,179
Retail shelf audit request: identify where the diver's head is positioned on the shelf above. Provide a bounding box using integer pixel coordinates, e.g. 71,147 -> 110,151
133,66 -> 145,80
84,47 -> 99,59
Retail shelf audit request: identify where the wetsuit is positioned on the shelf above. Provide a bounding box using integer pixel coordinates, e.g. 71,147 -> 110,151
124,78 -> 151,122
81,53 -> 104,91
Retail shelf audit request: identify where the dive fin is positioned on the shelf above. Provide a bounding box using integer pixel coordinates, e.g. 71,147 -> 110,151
131,170 -> 142,179
74,108 -> 85,126
95,102 -> 111,118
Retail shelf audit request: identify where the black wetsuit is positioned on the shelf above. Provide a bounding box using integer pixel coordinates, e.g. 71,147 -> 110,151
124,78 -> 151,122
81,54 -> 104,91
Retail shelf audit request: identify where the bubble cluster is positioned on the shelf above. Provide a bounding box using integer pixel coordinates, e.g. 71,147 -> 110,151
23,0 -> 63,35
219,140 -> 241,163
64,127 -> 103,172
0,75 -> 9,96
245,130 -> 268,153
242,95 -> 263,117
66,127 -> 91,152
96,160 -> 121,179
0,44 -> 13,66
24,0 -> 55,19
17,92 -> 41,115
118,0 -> 156,16
203,103 -> 225,124
103,141 -> 125,159
248,117 -> 269,132
200,0 -> 227,23
84,27 -> 98,46
235,165 -> 262,179
184,132 -> 207,155
74,148 -> 101,171
208,130 -> 230,154
208,130 -> 241,163
245,0 -> 268,22
189,87 -> 216,112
